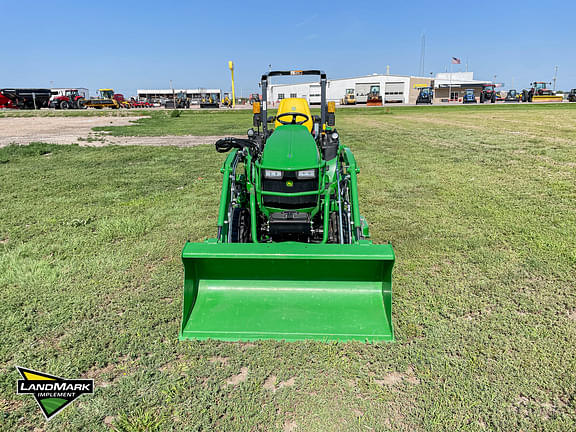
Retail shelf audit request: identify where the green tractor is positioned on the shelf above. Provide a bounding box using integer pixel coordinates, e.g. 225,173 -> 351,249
180,70 -> 395,342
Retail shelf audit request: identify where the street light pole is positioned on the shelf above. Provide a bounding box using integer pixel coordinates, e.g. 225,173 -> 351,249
553,66 -> 558,91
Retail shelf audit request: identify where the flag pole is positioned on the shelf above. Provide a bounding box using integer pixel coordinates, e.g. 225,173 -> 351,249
449,60 -> 452,103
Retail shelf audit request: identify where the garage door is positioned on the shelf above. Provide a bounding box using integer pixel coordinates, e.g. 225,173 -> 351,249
385,82 -> 404,103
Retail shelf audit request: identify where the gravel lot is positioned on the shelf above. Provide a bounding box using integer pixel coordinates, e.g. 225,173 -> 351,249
0,116 -> 227,147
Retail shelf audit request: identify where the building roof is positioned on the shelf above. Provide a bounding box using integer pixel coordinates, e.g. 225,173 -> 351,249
433,72 -> 491,89
268,73 -> 432,88
137,89 -> 221,94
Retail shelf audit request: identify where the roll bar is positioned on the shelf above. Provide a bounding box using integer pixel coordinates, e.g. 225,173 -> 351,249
260,70 -> 327,139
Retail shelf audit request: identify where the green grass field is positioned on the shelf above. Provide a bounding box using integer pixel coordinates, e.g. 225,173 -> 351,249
1,105 -> 575,431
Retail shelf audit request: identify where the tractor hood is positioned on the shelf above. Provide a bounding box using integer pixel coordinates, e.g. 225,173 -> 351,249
260,125 -> 320,170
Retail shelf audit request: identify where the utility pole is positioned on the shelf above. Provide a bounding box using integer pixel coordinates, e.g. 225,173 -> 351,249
553,65 -> 558,91
170,79 -> 175,108
419,34 -> 425,76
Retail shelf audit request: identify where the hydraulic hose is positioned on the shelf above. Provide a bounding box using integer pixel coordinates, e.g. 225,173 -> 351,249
336,167 -> 344,244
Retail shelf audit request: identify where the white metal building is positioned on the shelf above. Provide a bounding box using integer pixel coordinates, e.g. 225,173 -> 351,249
267,74 -> 432,105
137,88 -> 222,102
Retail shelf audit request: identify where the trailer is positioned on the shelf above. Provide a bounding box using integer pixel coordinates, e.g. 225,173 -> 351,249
0,89 -> 52,109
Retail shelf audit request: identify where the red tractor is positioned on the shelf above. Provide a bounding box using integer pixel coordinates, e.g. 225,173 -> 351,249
49,89 -> 86,109
521,82 -> 562,102
479,84 -> 496,103
0,93 -> 15,108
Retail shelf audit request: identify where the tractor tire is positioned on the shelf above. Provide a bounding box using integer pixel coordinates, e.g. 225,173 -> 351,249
491,94 -> 496,103
77,99 -> 86,109
60,100 -> 70,110
480,94 -> 484,103
230,208 -> 251,243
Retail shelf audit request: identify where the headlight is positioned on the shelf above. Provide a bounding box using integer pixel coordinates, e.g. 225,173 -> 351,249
296,169 -> 316,179
264,169 -> 283,179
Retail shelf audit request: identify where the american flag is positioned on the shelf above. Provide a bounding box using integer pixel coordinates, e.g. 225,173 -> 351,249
451,57 -> 461,64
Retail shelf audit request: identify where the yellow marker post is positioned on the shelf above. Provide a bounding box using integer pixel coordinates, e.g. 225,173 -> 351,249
228,61 -> 236,108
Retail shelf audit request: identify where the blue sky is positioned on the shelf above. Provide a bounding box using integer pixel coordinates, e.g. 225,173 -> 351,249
1,0 -> 574,97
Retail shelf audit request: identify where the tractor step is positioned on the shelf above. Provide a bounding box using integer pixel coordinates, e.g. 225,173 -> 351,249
180,242 -> 395,342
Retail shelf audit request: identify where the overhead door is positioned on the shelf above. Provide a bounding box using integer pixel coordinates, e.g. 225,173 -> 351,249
385,82 -> 404,103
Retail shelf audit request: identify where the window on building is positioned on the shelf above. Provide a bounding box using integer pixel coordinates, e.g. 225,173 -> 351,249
450,91 -> 459,100
290,93 -> 297,98
278,93 -> 285,100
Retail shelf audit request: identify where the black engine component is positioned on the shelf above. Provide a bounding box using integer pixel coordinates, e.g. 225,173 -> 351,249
269,211 -> 311,241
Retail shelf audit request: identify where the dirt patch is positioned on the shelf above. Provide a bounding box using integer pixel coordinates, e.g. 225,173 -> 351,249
0,116 -> 143,147
85,355 -> 137,387
0,115 -> 233,148
226,367 -> 249,386
374,367 -> 420,386
263,375 -> 277,391
263,375 -> 296,393
103,416 -> 115,428
208,356 -> 229,366
0,398 -> 24,412
283,420 -> 298,432
568,310 -> 576,320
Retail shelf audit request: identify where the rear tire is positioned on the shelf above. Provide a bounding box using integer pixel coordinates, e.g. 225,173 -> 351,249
230,208 -> 251,243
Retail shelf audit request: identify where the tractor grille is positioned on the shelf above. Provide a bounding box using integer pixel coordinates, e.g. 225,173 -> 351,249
262,170 -> 319,209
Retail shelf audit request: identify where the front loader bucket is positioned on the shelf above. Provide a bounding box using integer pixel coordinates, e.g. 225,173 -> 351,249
180,242 -> 395,342
532,95 -> 563,103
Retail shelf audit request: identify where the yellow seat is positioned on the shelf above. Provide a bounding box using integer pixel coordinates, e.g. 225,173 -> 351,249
275,98 -> 313,133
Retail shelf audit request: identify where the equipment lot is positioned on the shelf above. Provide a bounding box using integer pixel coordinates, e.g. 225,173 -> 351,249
1,105 -> 575,430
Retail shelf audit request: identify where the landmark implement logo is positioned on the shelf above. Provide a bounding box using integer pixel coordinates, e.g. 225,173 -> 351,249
16,366 -> 94,420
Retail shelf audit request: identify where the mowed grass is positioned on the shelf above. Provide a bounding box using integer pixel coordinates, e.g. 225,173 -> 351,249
1,104 -> 575,431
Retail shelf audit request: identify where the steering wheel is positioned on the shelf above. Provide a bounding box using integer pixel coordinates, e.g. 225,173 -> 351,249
276,112 -> 310,125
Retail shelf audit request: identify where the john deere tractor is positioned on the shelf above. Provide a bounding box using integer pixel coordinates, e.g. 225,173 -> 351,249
179,70 -> 395,342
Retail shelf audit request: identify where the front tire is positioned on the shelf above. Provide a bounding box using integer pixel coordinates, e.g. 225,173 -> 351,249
60,100 -> 70,109
230,208 -> 251,243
